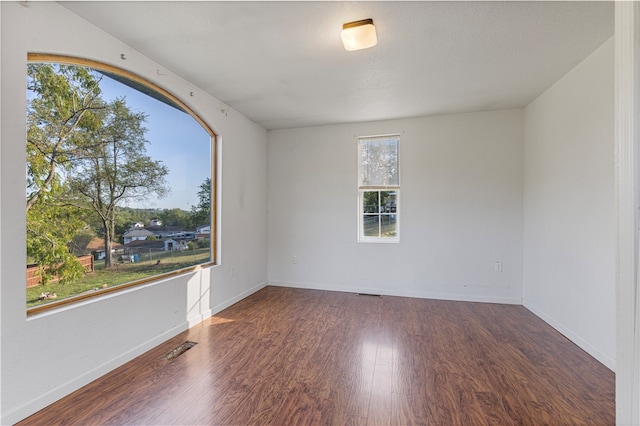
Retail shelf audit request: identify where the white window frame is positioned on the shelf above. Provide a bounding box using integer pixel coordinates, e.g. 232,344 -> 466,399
357,135 -> 400,243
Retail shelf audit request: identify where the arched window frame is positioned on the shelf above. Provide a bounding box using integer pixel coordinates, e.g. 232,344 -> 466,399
26,53 -> 217,316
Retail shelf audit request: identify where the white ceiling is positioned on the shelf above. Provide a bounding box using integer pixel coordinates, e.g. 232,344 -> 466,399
61,1 -> 614,130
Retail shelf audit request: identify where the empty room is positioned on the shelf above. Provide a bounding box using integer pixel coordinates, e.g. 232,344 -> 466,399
1,1 -> 638,425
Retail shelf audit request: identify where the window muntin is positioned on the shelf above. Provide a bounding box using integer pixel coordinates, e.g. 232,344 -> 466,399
26,54 -> 216,314
361,190 -> 398,237
358,135 -> 400,242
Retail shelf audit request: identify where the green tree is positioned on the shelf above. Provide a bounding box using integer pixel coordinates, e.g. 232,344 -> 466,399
27,63 -> 103,211
26,187 -> 86,284
69,226 -> 97,257
26,63 -> 103,282
69,99 -> 169,268
159,208 -> 191,228
190,178 -> 211,227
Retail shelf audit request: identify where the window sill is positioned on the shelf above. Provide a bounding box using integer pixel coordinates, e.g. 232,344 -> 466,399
357,238 -> 400,244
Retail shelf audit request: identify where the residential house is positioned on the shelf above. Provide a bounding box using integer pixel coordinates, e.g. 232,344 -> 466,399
84,237 -> 123,260
122,228 -> 156,244
146,225 -> 191,239
195,224 -> 210,237
164,238 -> 190,251
123,237 -> 188,254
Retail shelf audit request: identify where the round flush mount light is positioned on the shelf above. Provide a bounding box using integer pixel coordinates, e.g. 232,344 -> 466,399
341,18 -> 377,51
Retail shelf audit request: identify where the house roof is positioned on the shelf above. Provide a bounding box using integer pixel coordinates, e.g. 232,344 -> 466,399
146,226 -> 191,233
123,229 -> 156,238
62,1 -> 614,130
84,237 -> 123,252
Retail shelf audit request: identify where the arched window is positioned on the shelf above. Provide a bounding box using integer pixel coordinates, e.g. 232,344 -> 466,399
26,54 -> 216,314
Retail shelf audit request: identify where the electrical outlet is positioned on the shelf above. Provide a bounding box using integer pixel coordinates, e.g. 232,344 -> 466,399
494,261 -> 503,272
231,267 -> 235,276
292,256 -> 297,264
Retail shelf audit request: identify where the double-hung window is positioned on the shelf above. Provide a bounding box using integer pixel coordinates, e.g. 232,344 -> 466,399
358,135 -> 400,242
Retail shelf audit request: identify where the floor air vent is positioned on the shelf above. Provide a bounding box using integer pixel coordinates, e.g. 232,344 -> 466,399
163,341 -> 197,361
358,293 -> 382,297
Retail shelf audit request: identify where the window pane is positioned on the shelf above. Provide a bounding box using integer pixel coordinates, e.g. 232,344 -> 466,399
362,191 -> 379,213
26,60 -> 214,310
360,137 -> 399,186
380,215 -> 397,237
363,215 -> 379,237
379,191 -> 397,213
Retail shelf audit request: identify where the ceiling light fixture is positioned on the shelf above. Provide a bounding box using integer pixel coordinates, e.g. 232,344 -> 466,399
341,18 -> 377,51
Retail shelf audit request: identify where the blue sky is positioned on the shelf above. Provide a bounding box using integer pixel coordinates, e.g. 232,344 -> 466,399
98,74 -> 211,210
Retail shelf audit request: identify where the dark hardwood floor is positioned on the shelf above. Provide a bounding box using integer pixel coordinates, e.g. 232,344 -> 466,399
18,286 -> 615,425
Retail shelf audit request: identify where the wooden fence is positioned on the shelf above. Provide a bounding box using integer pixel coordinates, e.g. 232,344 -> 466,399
26,255 -> 94,288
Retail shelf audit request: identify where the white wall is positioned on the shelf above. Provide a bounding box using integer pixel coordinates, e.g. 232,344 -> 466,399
268,109 -> 524,304
522,38 -> 615,369
0,2 -> 267,424
0,1 -> 616,423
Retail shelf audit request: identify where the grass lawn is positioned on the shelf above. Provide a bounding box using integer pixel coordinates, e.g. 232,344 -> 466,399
27,249 -> 211,308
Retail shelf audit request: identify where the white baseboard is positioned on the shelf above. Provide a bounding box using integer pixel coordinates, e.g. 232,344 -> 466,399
210,280 -> 268,315
270,280 -> 614,370
5,281 -> 269,425
11,281 -> 610,425
2,322 -> 190,425
188,309 -> 213,328
268,280 -> 522,305
523,299 -> 615,371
